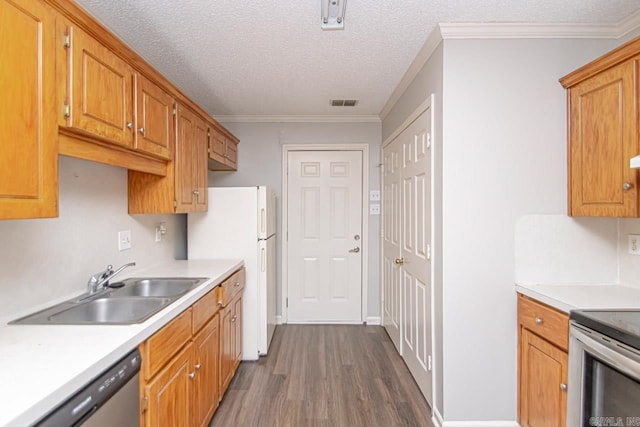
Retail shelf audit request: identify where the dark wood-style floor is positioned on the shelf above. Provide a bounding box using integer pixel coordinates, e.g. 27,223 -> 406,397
210,325 -> 434,427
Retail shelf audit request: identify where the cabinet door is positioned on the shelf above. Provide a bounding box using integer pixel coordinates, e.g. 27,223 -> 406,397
144,342 -> 194,427
194,315 -> 220,427
232,294 -> 243,366
225,139 -> 238,169
519,328 -> 568,427
0,0 -> 57,219
175,105 -> 196,212
193,117 -> 208,211
219,303 -> 234,396
208,129 -> 226,164
66,25 -> 134,148
135,74 -> 174,160
568,59 -> 637,217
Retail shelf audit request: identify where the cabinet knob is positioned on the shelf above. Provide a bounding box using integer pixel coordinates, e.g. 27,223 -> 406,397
234,282 -> 240,287
189,372 -> 196,379
231,315 -> 237,323
126,122 -> 133,130
560,383 -> 568,391
534,317 -> 543,325
218,300 -> 223,306
623,182 -> 633,191
195,364 -> 201,370
193,190 -> 200,196
138,127 -> 145,135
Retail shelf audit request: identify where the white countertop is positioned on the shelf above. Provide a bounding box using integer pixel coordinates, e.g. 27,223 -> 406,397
516,283 -> 640,313
0,259 -> 243,427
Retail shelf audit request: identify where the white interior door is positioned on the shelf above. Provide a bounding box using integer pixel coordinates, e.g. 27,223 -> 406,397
382,105 -> 433,406
287,150 -> 363,323
383,139 -> 402,352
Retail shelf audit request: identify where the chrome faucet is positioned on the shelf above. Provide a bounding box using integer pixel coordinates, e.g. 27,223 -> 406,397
87,262 -> 136,294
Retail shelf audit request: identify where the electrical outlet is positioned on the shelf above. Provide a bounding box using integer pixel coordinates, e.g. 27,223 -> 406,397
369,203 -> 380,215
118,230 -> 132,251
629,234 -> 640,255
370,190 -> 381,201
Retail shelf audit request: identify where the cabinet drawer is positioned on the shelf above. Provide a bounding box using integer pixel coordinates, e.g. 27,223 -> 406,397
142,308 -> 192,380
518,294 -> 569,351
192,286 -> 221,334
220,268 -> 245,307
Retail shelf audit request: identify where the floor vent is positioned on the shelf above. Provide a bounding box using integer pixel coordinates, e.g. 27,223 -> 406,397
330,99 -> 358,107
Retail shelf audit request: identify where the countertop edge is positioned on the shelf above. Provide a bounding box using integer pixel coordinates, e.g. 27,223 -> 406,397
515,284 -> 574,313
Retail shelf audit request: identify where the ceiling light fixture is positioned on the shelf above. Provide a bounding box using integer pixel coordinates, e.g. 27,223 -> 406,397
321,0 -> 347,31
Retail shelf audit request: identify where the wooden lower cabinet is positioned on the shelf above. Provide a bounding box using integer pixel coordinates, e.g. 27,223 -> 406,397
144,342 -> 193,427
518,294 -> 569,427
140,269 -> 244,426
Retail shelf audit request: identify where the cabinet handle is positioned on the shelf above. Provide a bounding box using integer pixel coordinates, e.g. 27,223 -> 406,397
623,182 -> 633,191
231,315 -> 237,323
534,317 -> 543,325
138,127 -> 145,135
218,300 -> 223,306
195,364 -> 201,370
127,122 -> 133,130
189,372 -> 196,379
560,383 -> 568,391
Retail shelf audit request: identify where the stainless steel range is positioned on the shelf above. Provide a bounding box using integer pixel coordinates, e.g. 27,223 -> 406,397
568,310 -> 640,426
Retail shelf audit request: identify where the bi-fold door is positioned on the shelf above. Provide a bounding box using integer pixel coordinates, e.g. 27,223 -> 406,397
382,102 -> 433,405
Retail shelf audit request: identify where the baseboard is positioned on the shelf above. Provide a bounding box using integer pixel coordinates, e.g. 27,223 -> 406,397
432,408 -> 444,427
365,316 -> 381,325
275,315 -> 283,325
442,421 -> 519,427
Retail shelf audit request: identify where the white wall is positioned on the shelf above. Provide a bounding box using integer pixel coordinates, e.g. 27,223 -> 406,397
0,156 -> 182,320
207,121 -> 382,318
440,37 -> 614,422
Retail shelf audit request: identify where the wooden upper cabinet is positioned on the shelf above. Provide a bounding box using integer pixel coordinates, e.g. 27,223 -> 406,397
135,74 -> 174,160
64,25 -> 135,148
561,37 -> 640,217
207,125 -> 239,171
175,105 -> 207,212
0,0 -> 58,220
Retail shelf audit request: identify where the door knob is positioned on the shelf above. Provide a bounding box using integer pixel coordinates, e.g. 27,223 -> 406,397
394,258 -> 404,265
349,247 -> 360,253
354,234 -> 360,241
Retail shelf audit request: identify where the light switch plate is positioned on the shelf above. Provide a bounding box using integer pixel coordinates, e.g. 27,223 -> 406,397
118,230 -> 132,251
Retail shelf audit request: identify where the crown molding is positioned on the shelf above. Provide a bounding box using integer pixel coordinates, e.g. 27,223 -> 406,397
379,12 -> 640,120
215,115 -> 381,123
379,28 -> 443,120
439,22 -> 618,39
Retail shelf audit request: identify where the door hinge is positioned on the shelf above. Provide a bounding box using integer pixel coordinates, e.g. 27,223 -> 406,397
427,244 -> 431,260
63,103 -> 70,119
173,199 -> 177,210
428,355 -> 432,371
426,132 -> 432,149
141,396 -> 148,412
63,34 -> 71,49
173,106 -> 177,116
286,297 -> 288,308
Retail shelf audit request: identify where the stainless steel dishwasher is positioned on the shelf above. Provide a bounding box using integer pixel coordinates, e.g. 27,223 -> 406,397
34,349 -> 141,427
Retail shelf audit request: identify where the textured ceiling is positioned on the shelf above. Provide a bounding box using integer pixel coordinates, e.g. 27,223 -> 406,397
73,0 -> 640,117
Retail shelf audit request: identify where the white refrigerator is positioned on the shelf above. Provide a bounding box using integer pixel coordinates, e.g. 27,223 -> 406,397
188,186 -> 276,360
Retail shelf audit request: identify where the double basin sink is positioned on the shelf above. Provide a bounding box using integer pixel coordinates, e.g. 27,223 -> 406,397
11,278 -> 209,325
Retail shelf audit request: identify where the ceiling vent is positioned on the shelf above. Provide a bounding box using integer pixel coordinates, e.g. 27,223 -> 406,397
331,99 -> 358,107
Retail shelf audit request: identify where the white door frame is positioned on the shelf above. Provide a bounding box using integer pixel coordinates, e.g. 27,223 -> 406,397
380,94 -> 436,407
281,144 -> 370,324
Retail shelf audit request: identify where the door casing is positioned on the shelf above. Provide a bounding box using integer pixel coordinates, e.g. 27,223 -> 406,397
281,144 -> 370,324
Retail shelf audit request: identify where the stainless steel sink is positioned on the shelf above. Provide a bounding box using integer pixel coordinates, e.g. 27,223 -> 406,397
10,277 -> 209,325
111,278 -> 207,298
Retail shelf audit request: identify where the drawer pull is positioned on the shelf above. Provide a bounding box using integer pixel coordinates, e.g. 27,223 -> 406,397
534,317 -> 543,325
195,363 -> 201,370
560,383 -> 567,391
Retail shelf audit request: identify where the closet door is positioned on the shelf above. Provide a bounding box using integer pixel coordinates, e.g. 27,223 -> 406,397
382,103 -> 433,406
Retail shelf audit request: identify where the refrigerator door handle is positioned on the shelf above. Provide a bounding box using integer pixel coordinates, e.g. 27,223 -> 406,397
261,208 -> 266,234
261,247 -> 266,272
